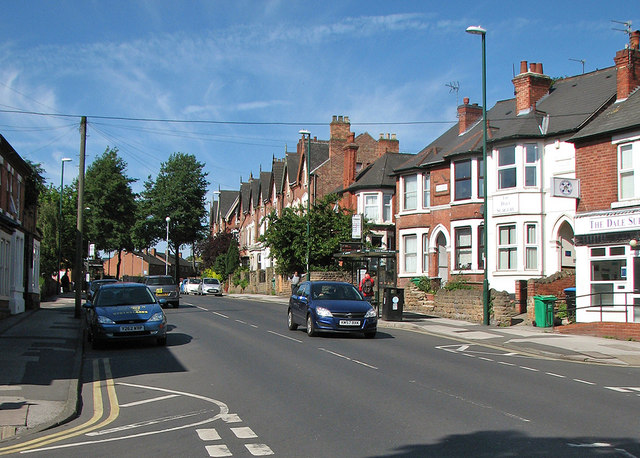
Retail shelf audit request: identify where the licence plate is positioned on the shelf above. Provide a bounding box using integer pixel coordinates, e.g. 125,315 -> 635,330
120,325 -> 144,332
156,288 -> 163,293
339,320 -> 361,326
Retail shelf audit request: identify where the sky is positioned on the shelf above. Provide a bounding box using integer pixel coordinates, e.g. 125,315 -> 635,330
0,1 -> 637,252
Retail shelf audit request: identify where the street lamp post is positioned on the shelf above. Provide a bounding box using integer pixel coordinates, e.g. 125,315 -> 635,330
466,25 -> 490,325
57,158 -> 72,293
299,130 -> 311,281
165,216 -> 171,276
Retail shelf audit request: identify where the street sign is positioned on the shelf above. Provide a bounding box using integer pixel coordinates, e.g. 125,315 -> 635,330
352,214 -> 362,239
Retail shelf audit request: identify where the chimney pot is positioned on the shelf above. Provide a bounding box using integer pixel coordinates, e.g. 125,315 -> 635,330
520,61 -> 528,74
380,133 -> 384,139
529,63 -> 535,73
463,97 -> 470,105
391,133 -> 397,140
338,115 -> 343,122
332,115 -> 337,122
344,116 -> 350,123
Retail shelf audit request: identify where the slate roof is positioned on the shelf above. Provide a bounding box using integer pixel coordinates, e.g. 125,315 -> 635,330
251,177 -> 261,209
345,152 -> 414,192
219,190 -> 239,220
240,181 -> 251,214
308,140 -> 329,173
271,159 -> 285,195
286,152 -> 299,186
394,66 -> 617,174
260,171 -> 272,202
571,87 -> 640,141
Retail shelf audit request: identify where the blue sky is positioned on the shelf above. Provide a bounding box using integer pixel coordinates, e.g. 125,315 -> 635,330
0,1 -> 637,212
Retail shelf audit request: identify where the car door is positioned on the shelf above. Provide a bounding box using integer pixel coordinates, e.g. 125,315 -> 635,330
291,282 -> 308,322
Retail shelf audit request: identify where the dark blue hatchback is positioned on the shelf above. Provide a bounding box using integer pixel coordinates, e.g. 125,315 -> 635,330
288,281 -> 377,338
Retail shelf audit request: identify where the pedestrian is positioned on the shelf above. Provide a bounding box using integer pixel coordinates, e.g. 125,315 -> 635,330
61,270 -> 70,293
359,272 -> 375,301
289,271 -> 300,294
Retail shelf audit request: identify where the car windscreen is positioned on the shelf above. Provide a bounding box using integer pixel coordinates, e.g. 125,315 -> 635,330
95,287 -> 156,307
311,284 -> 362,301
146,276 -> 173,286
188,278 -> 201,284
203,279 -> 219,284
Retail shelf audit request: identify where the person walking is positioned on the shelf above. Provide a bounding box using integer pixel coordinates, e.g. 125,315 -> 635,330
289,271 -> 300,294
359,272 -> 375,301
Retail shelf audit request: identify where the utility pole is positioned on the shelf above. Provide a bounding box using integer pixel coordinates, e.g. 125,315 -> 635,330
74,116 -> 86,318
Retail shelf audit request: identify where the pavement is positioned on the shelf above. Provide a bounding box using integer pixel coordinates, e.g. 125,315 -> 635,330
1,292 -> 640,444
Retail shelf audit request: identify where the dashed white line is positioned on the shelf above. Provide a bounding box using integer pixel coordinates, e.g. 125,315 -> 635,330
319,348 -> 378,370
245,443 -> 274,456
212,311 -> 229,319
206,444 -> 232,457
267,330 -> 303,343
545,372 -> 566,378
235,319 -> 247,324
498,361 -> 515,366
573,379 -> 596,385
519,366 -> 539,372
197,428 -> 221,441
479,357 -> 494,362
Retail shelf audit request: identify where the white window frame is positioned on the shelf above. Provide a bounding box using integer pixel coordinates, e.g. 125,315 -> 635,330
525,223 -> 538,270
382,194 -> 392,222
422,173 -> 430,208
402,175 -> 417,211
403,234 -> 417,273
618,142 -> 638,201
0,232 -> 10,299
363,193 -> 380,222
524,143 -> 539,188
497,146 -> 517,190
422,234 -> 429,275
454,226 -> 473,271
497,224 -> 517,271
454,159 -> 472,201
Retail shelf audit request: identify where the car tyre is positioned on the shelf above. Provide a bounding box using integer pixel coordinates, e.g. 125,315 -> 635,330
288,309 -> 298,330
157,336 -> 167,346
91,338 -> 103,350
306,314 -> 316,337
173,302 -> 179,308
364,331 -> 376,339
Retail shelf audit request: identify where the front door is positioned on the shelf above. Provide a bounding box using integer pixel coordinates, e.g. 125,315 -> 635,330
437,233 -> 448,284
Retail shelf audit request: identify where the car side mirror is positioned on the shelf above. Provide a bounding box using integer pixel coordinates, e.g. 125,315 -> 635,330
158,298 -> 168,307
83,301 -> 93,309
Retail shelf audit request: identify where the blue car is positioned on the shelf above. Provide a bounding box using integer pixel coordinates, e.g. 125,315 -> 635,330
288,281 -> 377,338
84,282 -> 168,349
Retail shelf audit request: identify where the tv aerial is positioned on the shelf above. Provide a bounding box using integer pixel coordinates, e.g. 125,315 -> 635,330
569,58 -> 585,74
611,20 -> 632,37
445,81 -> 460,107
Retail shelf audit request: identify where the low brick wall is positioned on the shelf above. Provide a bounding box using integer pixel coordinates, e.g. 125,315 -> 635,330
526,270 -> 575,324
555,322 -> 640,341
228,270 -> 352,296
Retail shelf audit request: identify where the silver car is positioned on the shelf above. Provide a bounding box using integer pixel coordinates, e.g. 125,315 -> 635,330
143,275 -> 180,308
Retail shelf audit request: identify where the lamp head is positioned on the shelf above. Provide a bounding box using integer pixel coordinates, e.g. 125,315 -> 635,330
298,129 -> 310,136
631,239 -> 638,249
466,25 -> 486,35
61,157 -> 72,163
166,216 -> 171,223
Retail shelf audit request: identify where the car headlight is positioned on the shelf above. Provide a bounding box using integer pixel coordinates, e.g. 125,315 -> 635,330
97,315 -> 115,325
315,306 -> 333,317
364,308 -> 377,318
148,312 -> 165,322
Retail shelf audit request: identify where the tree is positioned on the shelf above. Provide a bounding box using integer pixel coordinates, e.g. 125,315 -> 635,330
37,183 -> 77,279
84,147 -> 137,279
198,231 -> 234,269
260,194 -> 353,274
135,153 -> 209,283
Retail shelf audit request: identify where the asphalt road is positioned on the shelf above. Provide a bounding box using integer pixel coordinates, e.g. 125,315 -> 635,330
10,295 -> 640,457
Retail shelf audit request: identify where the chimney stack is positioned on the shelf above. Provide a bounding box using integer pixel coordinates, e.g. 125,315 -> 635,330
512,60 -> 552,115
614,30 -> 640,101
457,97 -> 483,134
342,133 -> 359,208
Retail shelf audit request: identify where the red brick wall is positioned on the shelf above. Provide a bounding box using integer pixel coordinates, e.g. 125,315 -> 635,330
574,138 -> 617,212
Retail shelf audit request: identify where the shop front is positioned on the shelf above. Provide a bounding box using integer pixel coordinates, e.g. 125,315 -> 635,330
574,209 -> 640,323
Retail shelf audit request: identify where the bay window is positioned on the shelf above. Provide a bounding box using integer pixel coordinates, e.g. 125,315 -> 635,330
423,173 -> 430,208
498,224 -> 517,270
619,143 -> 638,200
383,194 -> 392,222
363,193 -> 379,221
525,223 -> 538,270
403,234 -> 417,273
454,227 -> 472,270
524,143 -> 539,187
403,175 -> 417,211
498,146 -> 517,189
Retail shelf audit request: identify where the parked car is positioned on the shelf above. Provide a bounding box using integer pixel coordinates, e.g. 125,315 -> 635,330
87,278 -> 118,301
288,281 -> 377,338
202,278 -> 222,296
143,275 -> 180,308
184,277 -> 203,295
180,278 -> 188,294
83,282 -> 168,349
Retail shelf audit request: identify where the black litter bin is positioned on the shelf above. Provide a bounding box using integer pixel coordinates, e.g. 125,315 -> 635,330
564,287 -> 576,322
382,287 -> 404,321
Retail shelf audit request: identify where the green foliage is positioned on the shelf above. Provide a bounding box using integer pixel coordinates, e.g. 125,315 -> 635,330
416,276 -> 437,294
260,194 -> 352,274
201,267 -> 219,279
225,239 -> 240,277
84,148 -> 137,278
442,275 -> 473,291
199,231 -> 234,269
24,160 -> 46,208
37,182 -> 77,278
134,152 -> 209,282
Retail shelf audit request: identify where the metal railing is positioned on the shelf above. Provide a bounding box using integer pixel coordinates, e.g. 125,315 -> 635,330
557,291 -> 640,324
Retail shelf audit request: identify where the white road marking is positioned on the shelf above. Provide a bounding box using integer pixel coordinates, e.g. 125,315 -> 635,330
212,311 -> 229,319
221,414 -> 242,423
545,372 -> 565,378
245,443 -> 274,456
88,410 -> 209,436
605,386 -> 631,393
119,394 -> 179,407
519,366 -> 539,372
267,330 -> 303,343
479,357 -> 494,362
498,361 -> 515,366
457,345 -> 470,352
206,444 -> 232,457
319,348 -> 378,370
235,319 -> 247,324
197,428 -> 221,441
573,379 -> 596,385
231,426 -> 257,439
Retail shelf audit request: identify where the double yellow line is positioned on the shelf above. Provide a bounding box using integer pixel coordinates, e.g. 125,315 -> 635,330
0,359 -> 120,455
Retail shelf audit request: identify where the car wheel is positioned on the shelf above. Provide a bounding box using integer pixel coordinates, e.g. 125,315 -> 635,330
157,336 -> 167,346
288,309 -> 298,330
306,314 -> 316,337
364,331 -> 376,339
173,302 -> 179,308
91,338 -> 103,350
